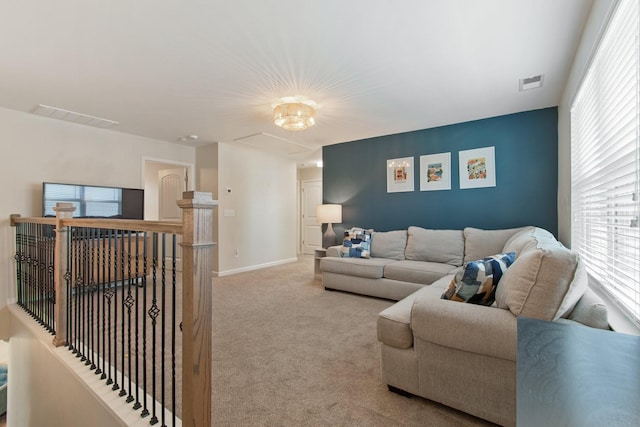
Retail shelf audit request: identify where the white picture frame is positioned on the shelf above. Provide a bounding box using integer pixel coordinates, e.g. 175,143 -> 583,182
458,146 -> 496,189
419,152 -> 451,191
386,157 -> 414,193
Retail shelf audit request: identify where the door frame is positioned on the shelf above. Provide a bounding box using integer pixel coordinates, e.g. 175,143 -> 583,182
141,157 -> 194,220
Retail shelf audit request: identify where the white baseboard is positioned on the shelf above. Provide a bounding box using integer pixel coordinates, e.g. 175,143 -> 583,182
214,257 -> 298,277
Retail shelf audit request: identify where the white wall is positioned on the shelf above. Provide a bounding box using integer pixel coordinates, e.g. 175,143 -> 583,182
558,0 -> 616,246
0,106 -> 195,338
216,142 -> 298,275
297,166 -> 322,182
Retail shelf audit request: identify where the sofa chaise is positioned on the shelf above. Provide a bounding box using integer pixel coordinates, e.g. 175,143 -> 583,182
319,226 -> 609,426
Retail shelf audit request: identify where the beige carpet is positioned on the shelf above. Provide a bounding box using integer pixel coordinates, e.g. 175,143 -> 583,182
211,255 -> 494,426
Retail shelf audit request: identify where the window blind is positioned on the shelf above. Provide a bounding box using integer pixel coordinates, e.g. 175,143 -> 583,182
571,0 -> 640,326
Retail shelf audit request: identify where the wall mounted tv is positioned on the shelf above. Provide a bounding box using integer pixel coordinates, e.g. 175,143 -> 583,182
43,182 -> 144,220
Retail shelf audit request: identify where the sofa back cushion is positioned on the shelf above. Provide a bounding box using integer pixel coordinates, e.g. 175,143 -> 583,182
463,227 -> 528,262
405,226 -> 464,266
370,230 -> 407,260
502,226 -> 556,258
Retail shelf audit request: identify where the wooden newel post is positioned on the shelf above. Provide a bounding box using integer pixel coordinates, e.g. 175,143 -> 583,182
52,202 -> 76,347
178,191 -> 218,427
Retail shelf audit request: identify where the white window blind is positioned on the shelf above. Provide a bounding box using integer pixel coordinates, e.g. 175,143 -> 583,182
571,0 -> 640,326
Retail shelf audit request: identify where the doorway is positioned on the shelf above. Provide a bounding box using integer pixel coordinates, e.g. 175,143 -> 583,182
142,159 -> 193,220
143,159 -> 194,271
301,179 -> 322,255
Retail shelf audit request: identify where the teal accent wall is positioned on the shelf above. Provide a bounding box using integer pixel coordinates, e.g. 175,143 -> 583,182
323,107 -> 558,236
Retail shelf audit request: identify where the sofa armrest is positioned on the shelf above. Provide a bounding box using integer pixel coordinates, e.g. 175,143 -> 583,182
411,297 -> 517,361
326,245 -> 342,257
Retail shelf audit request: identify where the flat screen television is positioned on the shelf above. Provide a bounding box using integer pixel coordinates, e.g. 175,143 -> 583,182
43,182 -> 144,220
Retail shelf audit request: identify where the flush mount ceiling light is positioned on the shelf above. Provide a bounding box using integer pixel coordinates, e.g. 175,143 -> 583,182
273,101 -> 316,131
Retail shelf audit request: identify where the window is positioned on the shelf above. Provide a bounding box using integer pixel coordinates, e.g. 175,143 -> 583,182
571,0 -> 640,327
43,183 -> 122,218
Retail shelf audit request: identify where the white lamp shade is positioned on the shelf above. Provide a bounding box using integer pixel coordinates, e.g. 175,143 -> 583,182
316,204 -> 342,224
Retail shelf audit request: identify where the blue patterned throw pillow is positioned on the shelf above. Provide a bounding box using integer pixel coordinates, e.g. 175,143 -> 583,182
340,228 -> 372,258
441,252 -> 515,305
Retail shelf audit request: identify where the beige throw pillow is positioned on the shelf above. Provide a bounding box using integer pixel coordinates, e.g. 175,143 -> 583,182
496,248 -> 587,321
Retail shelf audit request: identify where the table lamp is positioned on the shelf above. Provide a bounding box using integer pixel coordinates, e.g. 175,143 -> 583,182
317,204 -> 342,248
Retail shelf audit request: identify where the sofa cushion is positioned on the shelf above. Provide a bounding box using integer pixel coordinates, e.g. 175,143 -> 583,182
383,260 -> 458,286
429,274 -> 455,290
502,226 -> 556,258
463,227 -> 527,262
339,228 -> 371,258
441,252 -> 515,305
495,248 -> 587,321
404,226 -> 464,266
411,298 -> 518,363
319,257 -> 396,279
371,230 -> 407,260
377,285 -> 443,349
565,287 -> 609,329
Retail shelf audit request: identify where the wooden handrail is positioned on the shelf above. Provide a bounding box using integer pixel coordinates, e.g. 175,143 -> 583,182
10,214 -> 55,226
10,215 -> 183,235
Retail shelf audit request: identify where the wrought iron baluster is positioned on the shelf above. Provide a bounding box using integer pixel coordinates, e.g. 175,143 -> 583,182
161,233 -> 167,427
81,227 -> 88,363
142,233 -> 157,419
148,233 -> 164,425
171,233 -> 177,427
95,228 -> 104,377
125,230 -> 134,404
73,228 -> 83,356
105,229 -> 115,386
133,232 -> 143,411
88,228 -> 96,368
27,222 -> 34,318
47,226 -> 55,334
65,229 -> 72,350
112,229 -> 120,392
119,231 -> 126,398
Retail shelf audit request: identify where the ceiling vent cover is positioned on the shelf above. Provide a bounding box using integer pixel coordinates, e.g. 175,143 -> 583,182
519,75 -> 544,91
232,132 -> 312,155
32,104 -> 119,129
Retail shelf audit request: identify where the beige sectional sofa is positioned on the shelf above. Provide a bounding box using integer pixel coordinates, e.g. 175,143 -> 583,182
320,226 -> 609,426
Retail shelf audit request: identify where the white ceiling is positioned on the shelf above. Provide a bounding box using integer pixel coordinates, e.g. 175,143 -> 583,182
0,0 -> 593,165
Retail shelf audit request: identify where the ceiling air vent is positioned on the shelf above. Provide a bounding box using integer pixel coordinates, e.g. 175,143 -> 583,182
519,74 -> 544,91
232,132 -> 312,155
32,104 -> 119,129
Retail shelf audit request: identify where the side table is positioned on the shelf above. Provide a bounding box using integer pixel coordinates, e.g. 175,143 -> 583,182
314,248 -> 327,279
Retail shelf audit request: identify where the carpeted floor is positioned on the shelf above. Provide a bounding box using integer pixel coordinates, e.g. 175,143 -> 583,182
211,255 -> 495,426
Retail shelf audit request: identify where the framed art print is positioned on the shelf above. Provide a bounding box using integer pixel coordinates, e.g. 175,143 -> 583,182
420,152 -> 451,191
387,157 -> 414,193
459,146 -> 496,189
